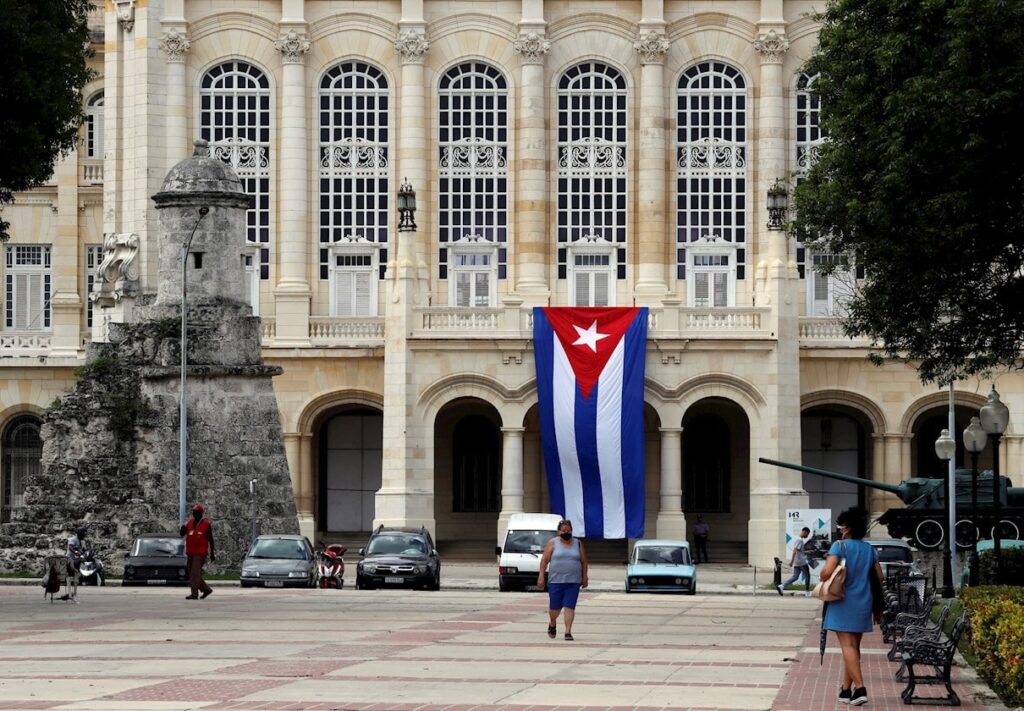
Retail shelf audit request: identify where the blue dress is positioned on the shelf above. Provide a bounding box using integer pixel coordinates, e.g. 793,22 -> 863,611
823,539 -> 879,633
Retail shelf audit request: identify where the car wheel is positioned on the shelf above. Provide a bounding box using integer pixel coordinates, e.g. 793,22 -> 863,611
499,580 -> 510,592
687,584 -> 696,596
625,586 -> 633,594
430,573 -> 440,591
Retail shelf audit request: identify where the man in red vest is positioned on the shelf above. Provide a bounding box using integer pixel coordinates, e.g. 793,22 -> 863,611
179,504 -> 215,600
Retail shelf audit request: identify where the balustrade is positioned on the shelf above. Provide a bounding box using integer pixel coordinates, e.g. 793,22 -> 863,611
308,317 -> 384,344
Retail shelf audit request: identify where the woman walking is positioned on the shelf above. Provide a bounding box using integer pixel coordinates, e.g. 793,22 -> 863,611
819,507 -> 883,706
537,519 -> 589,640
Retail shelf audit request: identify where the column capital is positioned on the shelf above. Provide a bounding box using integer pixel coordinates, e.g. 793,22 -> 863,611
513,31 -> 551,65
634,30 -> 670,65
658,426 -> 683,435
114,0 -> 135,33
275,29 -> 311,64
395,29 -> 430,64
159,29 -> 191,64
753,29 -> 790,64
501,426 -> 526,435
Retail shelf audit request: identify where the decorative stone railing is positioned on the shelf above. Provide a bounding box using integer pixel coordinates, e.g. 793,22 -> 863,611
309,317 -> 385,344
417,307 -> 504,334
0,332 -> 52,356
798,317 -> 875,346
259,318 -> 276,342
81,161 -> 103,184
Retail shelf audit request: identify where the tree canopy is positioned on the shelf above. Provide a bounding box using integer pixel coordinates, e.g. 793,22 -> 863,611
794,0 -> 1024,385
0,0 -> 93,242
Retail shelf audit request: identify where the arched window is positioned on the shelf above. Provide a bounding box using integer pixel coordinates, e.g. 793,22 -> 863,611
2,415 -> 42,523
200,61 -> 271,281
85,92 -> 104,160
557,62 -> 627,306
795,72 -> 824,280
676,62 -> 747,297
438,62 -> 508,306
452,415 -> 500,512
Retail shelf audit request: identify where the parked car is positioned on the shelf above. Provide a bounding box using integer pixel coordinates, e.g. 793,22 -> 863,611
355,526 -> 440,590
865,538 -> 923,579
240,535 -> 316,588
122,534 -> 188,586
496,512 -> 563,591
625,539 -> 696,594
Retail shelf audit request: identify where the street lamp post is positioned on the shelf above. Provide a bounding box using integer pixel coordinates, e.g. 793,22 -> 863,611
179,206 -> 209,526
934,427 -> 957,598
979,385 -> 1010,583
397,178 -> 417,233
766,179 -> 788,231
962,417 -> 986,586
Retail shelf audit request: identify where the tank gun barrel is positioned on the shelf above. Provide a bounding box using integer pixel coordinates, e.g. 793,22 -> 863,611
759,457 -> 904,496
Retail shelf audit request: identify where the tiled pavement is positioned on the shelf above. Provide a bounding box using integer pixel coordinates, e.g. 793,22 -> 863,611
0,579 -> 1012,711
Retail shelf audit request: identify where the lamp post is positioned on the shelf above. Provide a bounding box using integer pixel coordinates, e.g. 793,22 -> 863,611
962,417 -> 986,586
980,385 -> 1010,583
934,427 -> 957,598
397,178 -> 417,232
179,206 -> 209,526
767,178 -> 788,231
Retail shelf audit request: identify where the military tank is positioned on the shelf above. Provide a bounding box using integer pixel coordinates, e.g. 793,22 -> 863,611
759,457 -> 1024,551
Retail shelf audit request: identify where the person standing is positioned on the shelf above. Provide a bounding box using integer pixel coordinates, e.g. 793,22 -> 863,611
179,504 -> 215,600
778,526 -> 812,596
693,516 -> 710,564
819,507 -> 883,706
537,519 -> 588,641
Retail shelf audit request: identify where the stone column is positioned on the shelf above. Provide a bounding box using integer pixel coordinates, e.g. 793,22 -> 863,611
273,28 -> 312,345
497,427 -> 526,544
632,28 -> 670,302
656,427 -> 686,538
298,432 -> 315,540
50,152 -> 82,358
871,433 -> 897,513
395,27 -> 430,283
512,28 -> 550,303
159,27 -> 191,169
1006,435 -> 1023,486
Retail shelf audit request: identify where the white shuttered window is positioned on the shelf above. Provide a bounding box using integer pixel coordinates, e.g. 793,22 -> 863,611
330,253 -> 376,317
5,246 -> 51,331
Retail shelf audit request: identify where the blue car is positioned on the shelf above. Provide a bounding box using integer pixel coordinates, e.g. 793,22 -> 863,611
625,540 -> 697,594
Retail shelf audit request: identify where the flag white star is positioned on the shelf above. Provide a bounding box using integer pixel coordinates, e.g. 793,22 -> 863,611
571,320 -> 610,352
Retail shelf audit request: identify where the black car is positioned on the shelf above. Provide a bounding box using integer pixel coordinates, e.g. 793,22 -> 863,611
122,534 -> 188,586
355,526 -> 440,590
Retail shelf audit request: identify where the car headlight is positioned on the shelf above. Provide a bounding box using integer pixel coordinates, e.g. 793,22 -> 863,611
242,567 -> 259,576
629,577 -> 637,584
124,565 -> 135,578
414,565 -> 427,574
178,568 -> 186,577
288,571 -> 306,578
638,578 -> 645,584
675,578 -> 683,584
363,564 -> 377,574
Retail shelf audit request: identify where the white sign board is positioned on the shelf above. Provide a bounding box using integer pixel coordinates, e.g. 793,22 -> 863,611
786,508 -> 832,584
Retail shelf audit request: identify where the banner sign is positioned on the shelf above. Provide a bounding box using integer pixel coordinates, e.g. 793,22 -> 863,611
786,508 -> 833,583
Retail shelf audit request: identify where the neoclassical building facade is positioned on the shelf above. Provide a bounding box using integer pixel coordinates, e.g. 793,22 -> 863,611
1,0 -> 1021,564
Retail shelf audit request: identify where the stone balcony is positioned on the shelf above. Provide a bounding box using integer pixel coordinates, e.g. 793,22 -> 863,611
0,332 -> 52,358
798,317 -> 875,348
81,160 -> 104,185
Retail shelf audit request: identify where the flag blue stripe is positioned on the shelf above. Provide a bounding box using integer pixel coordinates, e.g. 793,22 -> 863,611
532,308 -> 565,518
574,378 -> 604,537
621,309 -> 648,538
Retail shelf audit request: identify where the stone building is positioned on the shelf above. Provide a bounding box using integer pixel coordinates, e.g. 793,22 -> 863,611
1,0 -> 1021,566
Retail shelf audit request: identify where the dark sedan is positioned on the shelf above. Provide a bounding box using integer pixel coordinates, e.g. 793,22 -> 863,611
355,527 -> 440,590
122,534 -> 188,586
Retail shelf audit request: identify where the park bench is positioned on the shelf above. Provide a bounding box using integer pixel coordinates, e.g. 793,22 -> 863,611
900,612 -> 968,706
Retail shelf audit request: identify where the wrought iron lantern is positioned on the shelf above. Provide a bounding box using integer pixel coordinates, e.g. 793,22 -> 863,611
397,178 -> 417,232
767,178 -> 788,231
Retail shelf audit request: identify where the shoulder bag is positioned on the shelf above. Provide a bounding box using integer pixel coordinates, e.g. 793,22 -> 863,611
812,541 -> 847,602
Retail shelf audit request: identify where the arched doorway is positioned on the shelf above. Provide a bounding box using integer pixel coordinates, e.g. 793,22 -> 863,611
316,407 -> 383,533
2,415 -> 42,523
800,406 -> 871,514
912,406 -> 991,478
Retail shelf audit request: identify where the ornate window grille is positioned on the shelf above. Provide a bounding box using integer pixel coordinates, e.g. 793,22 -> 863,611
438,62 -> 508,282
676,62 -> 747,282
4,245 -> 51,331
200,61 -> 271,280
318,61 -> 389,281
1,416 -> 42,523
557,62 -> 627,282
795,71 -> 826,279
86,244 -> 103,328
85,92 -> 104,160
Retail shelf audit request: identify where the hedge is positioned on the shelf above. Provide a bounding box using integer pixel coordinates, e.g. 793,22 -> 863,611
960,586 -> 1024,707
977,547 -> 1024,586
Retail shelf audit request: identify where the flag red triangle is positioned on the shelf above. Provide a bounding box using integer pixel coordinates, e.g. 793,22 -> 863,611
543,307 -> 640,399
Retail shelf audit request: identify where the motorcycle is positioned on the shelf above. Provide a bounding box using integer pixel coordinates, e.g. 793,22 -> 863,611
315,542 -> 346,589
76,546 -> 105,587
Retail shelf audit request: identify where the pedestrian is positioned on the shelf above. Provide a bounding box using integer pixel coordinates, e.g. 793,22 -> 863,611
537,519 -> 588,641
778,526 -> 812,596
179,504 -> 215,600
693,515 -> 710,564
819,507 -> 883,706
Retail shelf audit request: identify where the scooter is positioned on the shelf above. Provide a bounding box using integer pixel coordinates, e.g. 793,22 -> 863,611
315,542 -> 346,589
76,546 -> 105,587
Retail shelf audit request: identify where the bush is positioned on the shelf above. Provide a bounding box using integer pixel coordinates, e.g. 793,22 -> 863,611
960,586 -> 1024,706
977,547 -> 1024,586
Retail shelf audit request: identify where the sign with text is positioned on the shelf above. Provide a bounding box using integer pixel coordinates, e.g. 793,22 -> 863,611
786,508 -> 832,584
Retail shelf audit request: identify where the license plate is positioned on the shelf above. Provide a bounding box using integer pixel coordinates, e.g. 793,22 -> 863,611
384,576 -> 404,584
265,580 -> 284,587
146,580 -> 166,585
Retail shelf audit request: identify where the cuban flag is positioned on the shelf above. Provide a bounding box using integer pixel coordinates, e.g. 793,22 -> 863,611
533,307 -> 647,539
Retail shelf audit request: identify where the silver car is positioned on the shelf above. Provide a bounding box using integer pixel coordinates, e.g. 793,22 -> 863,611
865,538 -> 923,579
240,535 -> 316,588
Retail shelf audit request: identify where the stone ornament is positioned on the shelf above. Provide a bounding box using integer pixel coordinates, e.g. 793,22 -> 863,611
513,32 -> 551,64
93,232 -> 140,303
394,29 -> 429,64
754,29 -> 790,64
633,30 -> 670,65
159,29 -> 191,63
114,0 -> 135,33
274,30 -> 311,64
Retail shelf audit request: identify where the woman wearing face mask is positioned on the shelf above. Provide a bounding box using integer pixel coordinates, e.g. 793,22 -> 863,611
537,519 -> 589,640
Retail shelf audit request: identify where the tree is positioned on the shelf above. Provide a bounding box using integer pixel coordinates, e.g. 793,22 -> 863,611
794,0 -> 1024,385
0,0 -> 93,242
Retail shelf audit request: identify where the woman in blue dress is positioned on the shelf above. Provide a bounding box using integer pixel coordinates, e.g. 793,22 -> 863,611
819,507 -> 883,706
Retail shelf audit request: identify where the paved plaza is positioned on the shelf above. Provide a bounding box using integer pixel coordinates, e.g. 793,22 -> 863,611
0,565 -> 1007,711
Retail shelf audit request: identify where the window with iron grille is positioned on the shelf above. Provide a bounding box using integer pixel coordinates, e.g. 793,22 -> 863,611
86,244 -> 102,328
1,416 -> 41,523
4,246 -> 51,331
795,72 -> 826,279
676,62 -> 747,280
200,61 -> 271,280
557,62 -> 627,281
319,62 -> 389,280
85,92 -> 104,160
438,62 -> 508,281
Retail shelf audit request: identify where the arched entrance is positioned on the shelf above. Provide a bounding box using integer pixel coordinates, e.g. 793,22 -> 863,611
316,407 -> 383,534
800,406 -> 872,514
2,415 -> 42,523
912,405 -> 992,478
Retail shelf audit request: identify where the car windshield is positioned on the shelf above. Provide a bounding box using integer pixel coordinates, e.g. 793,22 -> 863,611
633,545 -> 690,565
247,538 -> 308,560
504,529 -> 556,554
132,537 -> 183,557
366,534 -> 427,557
873,545 -> 913,564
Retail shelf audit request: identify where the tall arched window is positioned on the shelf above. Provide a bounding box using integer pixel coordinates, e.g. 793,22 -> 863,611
85,92 -> 104,160
795,72 -> 824,280
2,415 -> 42,523
438,62 -> 508,307
200,61 -> 271,281
676,62 -> 747,305
557,62 -> 627,306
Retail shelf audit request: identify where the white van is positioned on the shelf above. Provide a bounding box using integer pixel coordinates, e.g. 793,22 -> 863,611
496,513 -> 564,592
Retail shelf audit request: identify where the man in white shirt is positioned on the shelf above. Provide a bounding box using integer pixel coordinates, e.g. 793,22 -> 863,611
778,526 -> 812,596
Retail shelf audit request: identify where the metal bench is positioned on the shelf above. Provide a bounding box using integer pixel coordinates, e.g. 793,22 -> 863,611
900,612 -> 968,706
